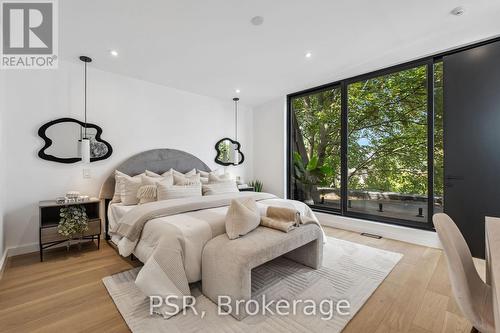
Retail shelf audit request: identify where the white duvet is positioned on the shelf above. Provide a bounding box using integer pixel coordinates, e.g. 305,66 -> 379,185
109,193 -> 322,283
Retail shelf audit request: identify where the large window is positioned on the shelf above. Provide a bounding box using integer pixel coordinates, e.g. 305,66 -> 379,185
288,61 -> 444,228
291,87 -> 341,210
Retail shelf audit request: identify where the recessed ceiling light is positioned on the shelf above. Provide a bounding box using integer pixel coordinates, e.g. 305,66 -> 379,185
305,52 -> 312,58
250,16 -> 264,26
110,50 -> 118,57
451,6 -> 465,16
235,89 -> 241,94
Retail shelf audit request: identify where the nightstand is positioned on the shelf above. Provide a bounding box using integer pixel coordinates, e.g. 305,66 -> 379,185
39,199 -> 101,261
238,186 -> 255,192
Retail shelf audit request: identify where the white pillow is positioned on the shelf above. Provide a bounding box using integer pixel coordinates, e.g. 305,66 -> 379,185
112,171 -> 143,203
120,176 -> 142,205
173,173 -> 200,185
225,198 -> 260,240
197,169 -> 210,178
202,181 -> 239,195
142,174 -> 173,187
157,181 -> 202,200
147,169 -> 196,178
208,173 -> 232,183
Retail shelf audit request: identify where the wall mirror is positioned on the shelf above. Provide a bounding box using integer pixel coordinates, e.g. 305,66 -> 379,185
215,137 -> 244,166
38,118 -> 113,163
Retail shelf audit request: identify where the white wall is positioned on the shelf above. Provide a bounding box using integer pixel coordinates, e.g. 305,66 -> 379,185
0,71 -> 5,263
2,60 -> 253,252
252,97 -> 286,198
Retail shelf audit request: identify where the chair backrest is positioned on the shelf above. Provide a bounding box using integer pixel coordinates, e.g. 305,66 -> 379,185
433,213 -> 489,329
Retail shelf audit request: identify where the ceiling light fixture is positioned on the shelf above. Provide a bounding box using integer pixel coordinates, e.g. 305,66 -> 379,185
250,16 -> 264,26
110,50 -> 118,57
235,89 -> 241,94
79,56 -> 92,164
451,6 -> 465,16
305,52 -> 312,58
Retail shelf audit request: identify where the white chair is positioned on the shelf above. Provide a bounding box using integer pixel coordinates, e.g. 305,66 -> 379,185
433,213 -> 495,333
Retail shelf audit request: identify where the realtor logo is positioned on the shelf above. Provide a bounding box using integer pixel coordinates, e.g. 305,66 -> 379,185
1,0 -> 58,69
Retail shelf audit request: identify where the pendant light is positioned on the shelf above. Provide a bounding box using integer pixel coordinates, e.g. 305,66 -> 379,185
233,97 -> 240,165
79,56 -> 92,164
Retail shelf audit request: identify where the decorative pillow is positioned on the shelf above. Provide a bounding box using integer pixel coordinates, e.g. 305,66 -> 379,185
197,169 -> 210,178
148,169 -> 196,178
145,170 -> 163,178
142,174 -> 173,187
208,173 -> 232,183
157,181 -> 202,200
120,176 -> 143,205
202,181 -> 239,196
225,198 -> 260,240
173,173 -> 201,185
112,171 -> 143,203
137,185 -> 157,204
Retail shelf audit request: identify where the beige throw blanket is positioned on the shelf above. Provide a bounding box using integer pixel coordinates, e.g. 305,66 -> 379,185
261,206 -> 300,232
261,206 -> 326,234
111,192 -> 276,256
110,192 -> 277,318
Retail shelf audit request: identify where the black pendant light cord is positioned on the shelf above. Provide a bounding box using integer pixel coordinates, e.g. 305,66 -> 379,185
84,60 -> 87,139
233,97 -> 239,141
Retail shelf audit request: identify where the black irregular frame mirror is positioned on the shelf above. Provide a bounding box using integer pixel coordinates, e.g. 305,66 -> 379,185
215,137 -> 244,166
38,117 -> 113,164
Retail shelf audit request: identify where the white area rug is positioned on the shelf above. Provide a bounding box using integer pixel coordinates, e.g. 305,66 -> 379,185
103,237 -> 402,333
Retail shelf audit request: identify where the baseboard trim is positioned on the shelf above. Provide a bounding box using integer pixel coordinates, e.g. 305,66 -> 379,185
317,212 -> 442,249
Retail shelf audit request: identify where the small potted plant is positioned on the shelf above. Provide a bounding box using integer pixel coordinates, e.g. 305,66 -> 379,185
58,205 -> 89,250
248,179 -> 263,192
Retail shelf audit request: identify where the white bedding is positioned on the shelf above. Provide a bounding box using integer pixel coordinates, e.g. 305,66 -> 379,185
108,195 -> 322,283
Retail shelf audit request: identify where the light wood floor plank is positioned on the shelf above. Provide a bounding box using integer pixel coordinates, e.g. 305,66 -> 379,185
0,227 -> 473,333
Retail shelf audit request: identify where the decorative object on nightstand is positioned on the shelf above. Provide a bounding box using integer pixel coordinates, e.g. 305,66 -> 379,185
39,198 -> 101,261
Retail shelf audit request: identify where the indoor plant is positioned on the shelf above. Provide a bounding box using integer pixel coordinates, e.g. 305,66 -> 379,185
58,205 -> 89,250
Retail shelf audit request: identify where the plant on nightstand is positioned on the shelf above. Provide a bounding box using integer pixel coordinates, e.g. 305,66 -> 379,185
58,205 -> 89,250
248,180 -> 263,192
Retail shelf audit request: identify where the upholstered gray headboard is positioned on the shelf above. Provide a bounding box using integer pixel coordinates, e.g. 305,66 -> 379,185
99,148 -> 211,200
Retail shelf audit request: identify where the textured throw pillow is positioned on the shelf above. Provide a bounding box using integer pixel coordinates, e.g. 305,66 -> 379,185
202,181 -> 239,195
137,185 -> 157,204
157,181 -> 202,200
173,173 -> 201,185
120,176 -> 143,205
225,198 -> 261,240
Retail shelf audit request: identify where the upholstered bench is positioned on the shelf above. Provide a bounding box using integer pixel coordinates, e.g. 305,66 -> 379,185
202,224 -> 323,320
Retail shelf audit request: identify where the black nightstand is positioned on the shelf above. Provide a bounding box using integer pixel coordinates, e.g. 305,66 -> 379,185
238,186 -> 255,192
39,199 -> 101,261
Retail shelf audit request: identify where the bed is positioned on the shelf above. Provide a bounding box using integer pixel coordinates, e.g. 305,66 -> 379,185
99,148 -> 323,317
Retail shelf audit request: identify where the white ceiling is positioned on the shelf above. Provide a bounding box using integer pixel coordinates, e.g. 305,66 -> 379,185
61,0 -> 500,107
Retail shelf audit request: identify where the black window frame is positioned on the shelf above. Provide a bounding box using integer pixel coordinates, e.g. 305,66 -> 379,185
286,36 -> 500,231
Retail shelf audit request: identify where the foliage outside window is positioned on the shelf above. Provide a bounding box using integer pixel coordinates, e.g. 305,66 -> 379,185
290,62 -> 444,227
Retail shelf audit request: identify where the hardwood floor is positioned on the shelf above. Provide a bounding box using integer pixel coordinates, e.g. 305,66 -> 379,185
0,227 -> 481,333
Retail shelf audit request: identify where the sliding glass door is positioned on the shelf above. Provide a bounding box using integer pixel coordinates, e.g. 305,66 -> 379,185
288,61 -> 444,229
